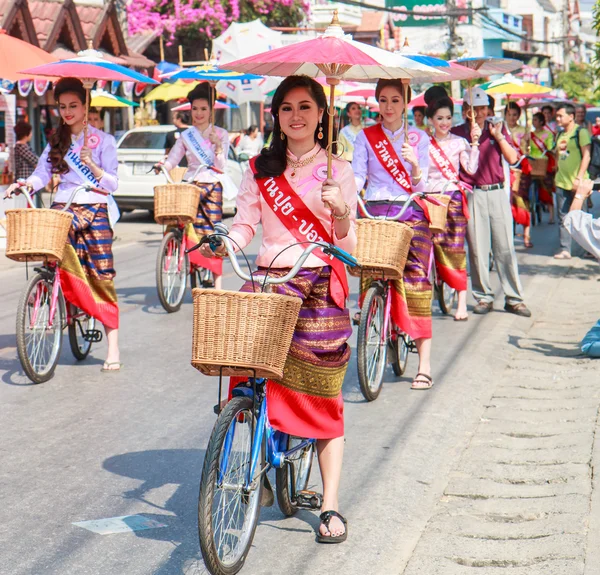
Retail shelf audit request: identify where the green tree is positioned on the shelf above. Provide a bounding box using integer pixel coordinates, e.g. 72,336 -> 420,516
554,63 -> 597,102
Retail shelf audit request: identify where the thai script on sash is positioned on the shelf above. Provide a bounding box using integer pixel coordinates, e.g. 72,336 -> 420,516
182,128 -> 214,167
65,146 -> 100,186
429,141 -> 456,184
373,139 -> 411,193
262,177 -> 326,244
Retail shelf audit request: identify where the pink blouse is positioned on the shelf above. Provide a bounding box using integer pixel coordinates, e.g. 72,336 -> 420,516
229,145 -> 357,269
427,133 -> 479,194
164,125 -> 229,184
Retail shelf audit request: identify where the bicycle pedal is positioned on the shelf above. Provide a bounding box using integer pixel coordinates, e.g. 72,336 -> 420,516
83,329 -> 103,343
295,490 -> 322,510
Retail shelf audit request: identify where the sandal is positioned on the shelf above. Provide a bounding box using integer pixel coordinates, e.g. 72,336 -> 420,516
411,372 -> 434,390
316,510 -> 348,544
524,240 -> 534,248
101,362 -> 123,373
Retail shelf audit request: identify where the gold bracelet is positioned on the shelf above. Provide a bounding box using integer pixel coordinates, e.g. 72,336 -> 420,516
412,170 -> 423,182
332,202 -> 351,220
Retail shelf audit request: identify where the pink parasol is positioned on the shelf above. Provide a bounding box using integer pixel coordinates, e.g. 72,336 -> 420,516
409,92 -> 463,108
222,12 -> 447,178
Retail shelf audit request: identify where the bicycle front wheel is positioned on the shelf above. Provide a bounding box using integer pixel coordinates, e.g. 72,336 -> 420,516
275,436 -> 315,517
357,284 -> 387,402
68,304 -> 95,360
198,396 -> 263,575
156,231 -> 188,313
16,272 -> 64,384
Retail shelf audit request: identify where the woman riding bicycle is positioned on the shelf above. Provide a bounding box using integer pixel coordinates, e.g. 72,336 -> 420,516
200,75 -> 357,543
426,95 -> 481,321
160,83 -> 230,290
4,77 -> 121,372
352,78 -> 435,390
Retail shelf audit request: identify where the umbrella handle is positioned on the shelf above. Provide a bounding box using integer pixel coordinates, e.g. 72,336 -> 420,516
84,87 -> 90,147
468,82 -> 479,147
325,79 -> 340,212
403,81 -> 409,144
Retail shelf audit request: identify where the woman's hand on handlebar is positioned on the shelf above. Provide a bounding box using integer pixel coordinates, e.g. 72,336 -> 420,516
4,182 -> 27,199
199,241 -> 226,259
321,178 -> 345,214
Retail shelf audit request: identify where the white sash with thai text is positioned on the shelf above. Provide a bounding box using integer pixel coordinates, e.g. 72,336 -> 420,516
182,127 -> 215,167
64,146 -> 121,228
181,127 -> 238,201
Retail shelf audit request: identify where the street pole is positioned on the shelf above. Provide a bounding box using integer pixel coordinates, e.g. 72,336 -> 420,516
447,0 -> 461,100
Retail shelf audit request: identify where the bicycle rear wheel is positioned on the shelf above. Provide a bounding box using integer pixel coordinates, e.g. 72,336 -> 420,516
156,231 -> 188,313
198,396 -> 263,575
357,284 -> 387,402
275,436 -> 315,517
16,272 -> 64,384
389,331 -> 409,377
437,280 -> 457,315
68,304 -> 95,360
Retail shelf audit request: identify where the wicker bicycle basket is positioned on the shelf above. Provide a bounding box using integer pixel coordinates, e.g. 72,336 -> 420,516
530,157 -> 549,178
154,183 -> 201,226
348,219 -> 414,280
427,194 -> 452,234
5,208 -> 73,263
191,288 -> 302,379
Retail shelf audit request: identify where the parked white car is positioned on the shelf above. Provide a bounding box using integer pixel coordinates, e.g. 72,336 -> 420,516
114,125 -> 244,216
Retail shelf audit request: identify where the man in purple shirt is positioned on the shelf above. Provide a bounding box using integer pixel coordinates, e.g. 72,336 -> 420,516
451,88 -> 531,317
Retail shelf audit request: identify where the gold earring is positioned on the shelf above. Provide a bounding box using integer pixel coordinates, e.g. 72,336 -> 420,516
318,123 -> 324,140
280,131 -> 285,141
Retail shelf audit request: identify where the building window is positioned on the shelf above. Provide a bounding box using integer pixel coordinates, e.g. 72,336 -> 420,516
521,15 -> 533,52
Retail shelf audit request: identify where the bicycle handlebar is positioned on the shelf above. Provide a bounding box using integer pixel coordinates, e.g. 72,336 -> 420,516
357,184 -> 455,221
152,163 -> 206,184
7,181 -> 108,211
187,222 -> 359,286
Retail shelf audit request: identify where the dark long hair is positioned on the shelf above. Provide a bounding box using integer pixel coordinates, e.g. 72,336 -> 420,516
48,77 -> 86,174
254,75 -> 335,179
504,101 -> 522,119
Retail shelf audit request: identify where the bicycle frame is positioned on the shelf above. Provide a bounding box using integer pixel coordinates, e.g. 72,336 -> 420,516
218,380 -> 315,494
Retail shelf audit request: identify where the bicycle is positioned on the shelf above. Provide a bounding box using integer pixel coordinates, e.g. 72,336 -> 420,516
355,193 -> 431,401
153,164 -> 216,313
190,223 -> 358,575
6,184 -> 104,384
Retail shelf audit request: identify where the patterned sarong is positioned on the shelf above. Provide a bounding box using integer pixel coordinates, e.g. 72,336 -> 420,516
52,203 -> 119,329
432,191 -> 468,291
359,202 -> 433,340
510,169 -> 531,226
184,182 -> 223,276
231,266 -> 351,439
534,172 -> 555,206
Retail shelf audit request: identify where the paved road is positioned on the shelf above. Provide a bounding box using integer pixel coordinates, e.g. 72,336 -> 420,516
0,210 -> 598,575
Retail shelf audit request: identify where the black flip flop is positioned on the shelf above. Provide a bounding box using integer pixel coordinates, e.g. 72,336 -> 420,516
316,510 -> 348,544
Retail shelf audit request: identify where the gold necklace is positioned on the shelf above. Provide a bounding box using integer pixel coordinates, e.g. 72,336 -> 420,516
287,149 -> 320,178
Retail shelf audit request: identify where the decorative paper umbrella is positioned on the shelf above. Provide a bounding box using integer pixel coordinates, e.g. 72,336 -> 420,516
21,49 -> 157,85
145,80 -> 199,102
223,12 -> 447,177
212,19 -> 282,64
0,29 -> 58,81
21,49 -> 158,140
161,65 -> 261,83
409,92 -> 462,108
91,90 -> 139,108
453,57 -> 523,76
479,76 -> 552,96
